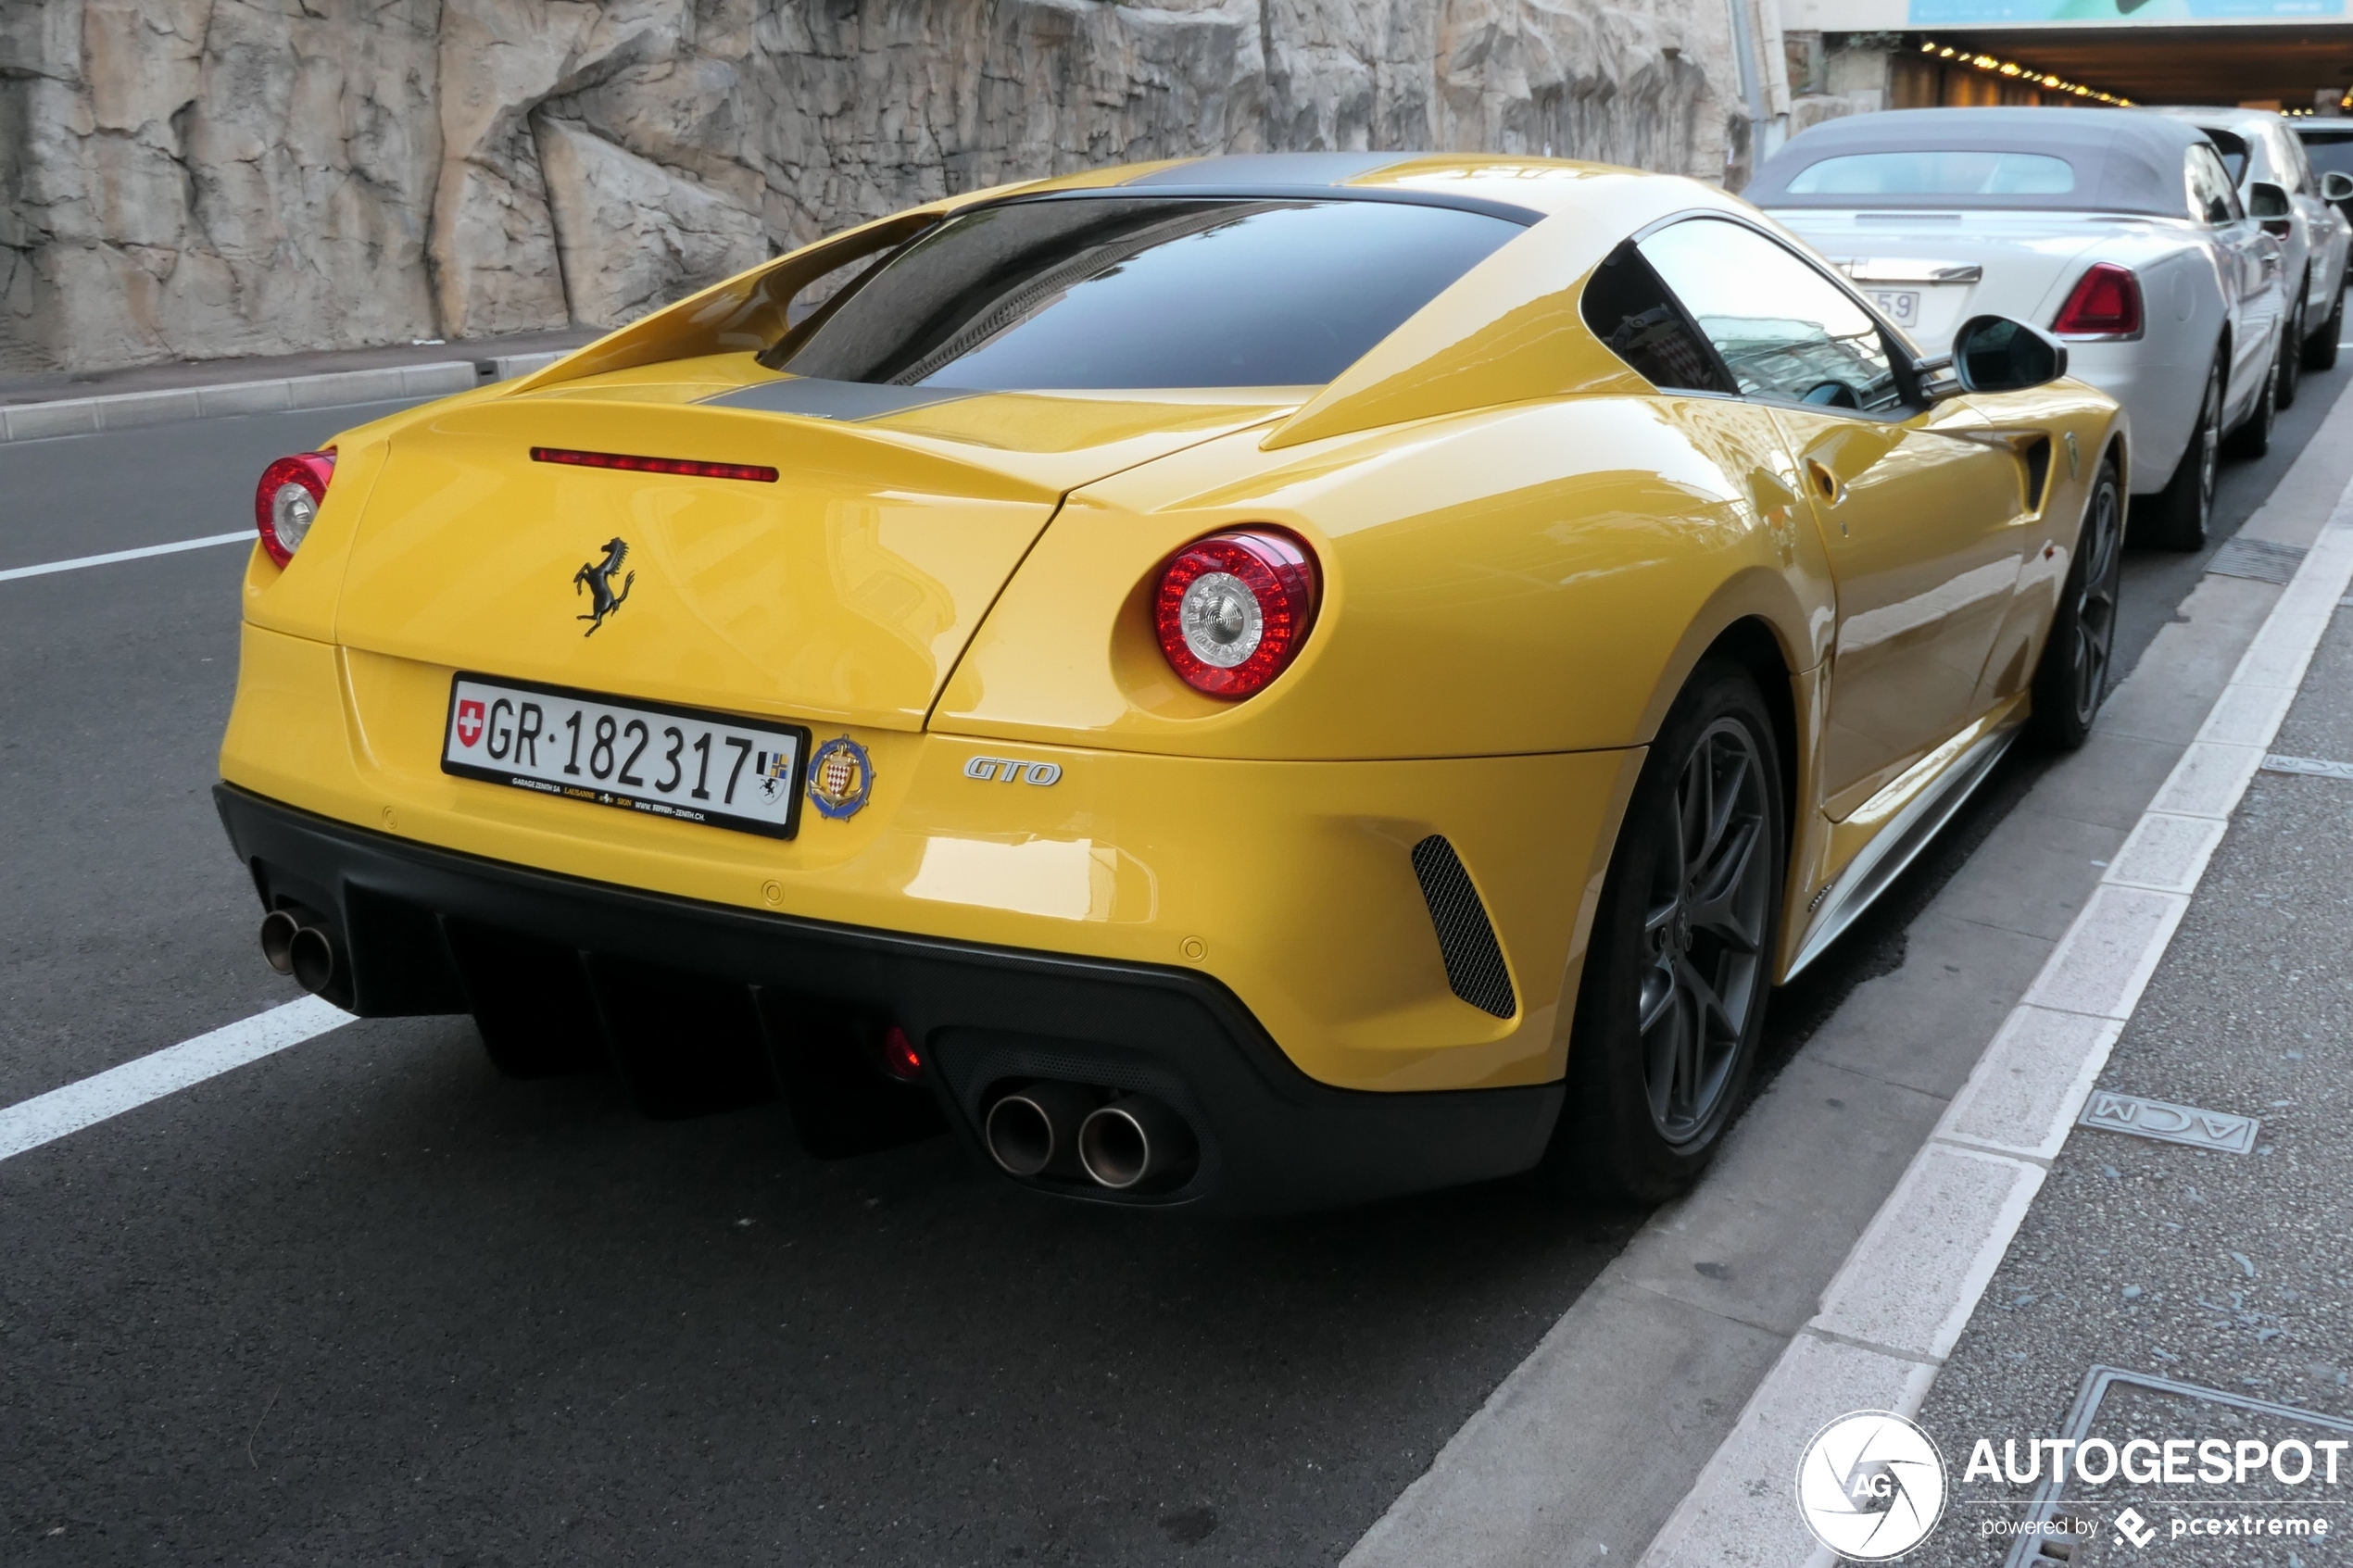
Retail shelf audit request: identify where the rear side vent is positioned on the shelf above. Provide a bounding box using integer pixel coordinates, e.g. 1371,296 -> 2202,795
1409,835 -> 1517,1019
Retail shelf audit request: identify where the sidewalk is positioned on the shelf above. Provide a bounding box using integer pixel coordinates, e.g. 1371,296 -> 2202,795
0,328 -> 599,444
1900,566 -> 2353,1562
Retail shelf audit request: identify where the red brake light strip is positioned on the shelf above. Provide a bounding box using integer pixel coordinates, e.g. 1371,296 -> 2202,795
530,446 -> 779,483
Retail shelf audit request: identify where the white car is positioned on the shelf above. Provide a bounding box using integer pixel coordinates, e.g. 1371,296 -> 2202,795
1748,107 -> 2290,550
2150,105 -> 2353,405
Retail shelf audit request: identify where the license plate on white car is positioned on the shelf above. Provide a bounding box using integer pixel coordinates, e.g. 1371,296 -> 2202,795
442,674 -> 810,838
1865,289 -> 1920,327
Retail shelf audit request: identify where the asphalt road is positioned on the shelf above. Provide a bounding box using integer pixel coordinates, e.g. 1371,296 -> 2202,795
0,362 -> 2343,1565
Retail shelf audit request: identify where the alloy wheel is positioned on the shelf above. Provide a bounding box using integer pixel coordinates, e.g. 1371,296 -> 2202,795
2068,477 -> 2123,726
1637,718 -> 1772,1144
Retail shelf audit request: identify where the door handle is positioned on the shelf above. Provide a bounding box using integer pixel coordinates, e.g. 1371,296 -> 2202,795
1806,458 -> 1844,507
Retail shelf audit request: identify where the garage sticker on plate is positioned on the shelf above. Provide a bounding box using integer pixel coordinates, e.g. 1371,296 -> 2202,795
442,674 -> 810,838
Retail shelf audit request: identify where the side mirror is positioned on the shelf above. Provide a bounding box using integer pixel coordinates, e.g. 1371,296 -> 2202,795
2247,179 -> 2293,238
2322,170 -> 2353,204
1949,314 -> 2069,395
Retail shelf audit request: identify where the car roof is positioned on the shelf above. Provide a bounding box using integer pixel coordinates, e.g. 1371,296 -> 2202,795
1027,150 -> 1665,221
1745,107 -> 2208,217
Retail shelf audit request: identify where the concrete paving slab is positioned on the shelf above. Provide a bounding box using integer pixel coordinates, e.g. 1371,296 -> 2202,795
1641,1334 -> 1941,1568
2017,729 -> 2187,832
1941,1006 -> 2123,1164
2104,811 -> 2229,896
2195,680 -> 2298,747
2147,739 -> 2266,820
2019,884 -> 2191,1022
1812,1142 -> 2046,1362
2092,574 -> 2281,748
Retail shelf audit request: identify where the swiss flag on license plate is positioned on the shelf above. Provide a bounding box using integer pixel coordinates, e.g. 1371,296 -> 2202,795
456,698 -> 485,747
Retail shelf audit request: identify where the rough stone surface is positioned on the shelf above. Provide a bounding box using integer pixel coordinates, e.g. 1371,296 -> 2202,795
2,0 -> 1740,373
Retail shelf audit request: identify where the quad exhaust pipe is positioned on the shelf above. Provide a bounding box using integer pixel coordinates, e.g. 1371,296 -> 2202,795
258,909 -> 338,997
984,1081 -> 1199,1191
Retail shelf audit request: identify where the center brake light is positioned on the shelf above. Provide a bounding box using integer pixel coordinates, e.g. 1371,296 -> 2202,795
530,446 -> 779,483
2051,263 -> 2143,338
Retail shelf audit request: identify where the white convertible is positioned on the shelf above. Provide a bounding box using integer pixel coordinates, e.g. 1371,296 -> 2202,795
1748,108 -> 2289,549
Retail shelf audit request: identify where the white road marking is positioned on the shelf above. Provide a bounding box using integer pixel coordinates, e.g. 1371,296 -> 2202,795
0,996 -> 352,1163
0,530 -> 252,583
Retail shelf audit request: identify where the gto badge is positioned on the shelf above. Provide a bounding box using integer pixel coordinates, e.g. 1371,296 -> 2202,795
573,536 -> 635,635
964,756 -> 1062,786
807,735 -> 875,820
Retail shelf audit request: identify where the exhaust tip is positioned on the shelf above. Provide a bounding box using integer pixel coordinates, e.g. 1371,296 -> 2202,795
983,1081 -> 1099,1179
985,1094 -> 1056,1176
288,925 -> 337,996
1078,1096 -> 1198,1191
258,910 -> 300,975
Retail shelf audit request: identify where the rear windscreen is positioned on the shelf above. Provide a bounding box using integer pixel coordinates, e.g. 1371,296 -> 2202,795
1784,150 -> 2076,197
765,197 -> 1522,390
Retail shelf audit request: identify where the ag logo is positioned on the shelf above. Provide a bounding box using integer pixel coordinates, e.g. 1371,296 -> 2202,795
455,698 -> 486,748
1795,1410 -> 1947,1561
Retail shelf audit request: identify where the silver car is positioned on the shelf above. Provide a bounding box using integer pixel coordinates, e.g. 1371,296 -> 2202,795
1747,107 -> 2289,551
2150,105 -> 2353,404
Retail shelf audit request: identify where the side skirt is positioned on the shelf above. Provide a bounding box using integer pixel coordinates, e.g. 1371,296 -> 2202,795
1784,718 -> 2023,978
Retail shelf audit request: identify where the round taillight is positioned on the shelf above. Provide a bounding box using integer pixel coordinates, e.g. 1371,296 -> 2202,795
1151,529 -> 1320,698
254,450 -> 336,567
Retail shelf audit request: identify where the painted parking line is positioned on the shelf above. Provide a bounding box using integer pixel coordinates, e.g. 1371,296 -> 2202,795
0,996 -> 352,1163
0,530 -> 251,583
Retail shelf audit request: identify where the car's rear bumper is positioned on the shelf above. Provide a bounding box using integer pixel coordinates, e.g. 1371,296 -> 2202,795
215,783 -> 1563,1213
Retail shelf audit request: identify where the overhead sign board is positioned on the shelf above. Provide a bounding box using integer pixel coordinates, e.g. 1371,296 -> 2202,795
1911,0 -> 2339,21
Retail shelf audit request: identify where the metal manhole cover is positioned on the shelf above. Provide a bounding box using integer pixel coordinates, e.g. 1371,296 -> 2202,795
2206,537 -> 2308,585
2000,1367 -> 2353,1567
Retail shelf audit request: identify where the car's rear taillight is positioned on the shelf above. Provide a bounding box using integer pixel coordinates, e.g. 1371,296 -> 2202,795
1151,528 -> 1320,698
2050,263 -> 2143,338
254,450 -> 336,567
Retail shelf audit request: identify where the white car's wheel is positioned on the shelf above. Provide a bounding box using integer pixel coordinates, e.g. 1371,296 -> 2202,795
2306,286 -> 2344,372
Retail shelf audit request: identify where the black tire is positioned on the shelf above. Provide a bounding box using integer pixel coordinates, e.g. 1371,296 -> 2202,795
2277,289 -> 2305,409
2225,340 -> 2277,460
2307,287 -> 2344,372
2133,355 -> 2221,551
1547,659 -> 1785,1203
2029,458 -> 2123,750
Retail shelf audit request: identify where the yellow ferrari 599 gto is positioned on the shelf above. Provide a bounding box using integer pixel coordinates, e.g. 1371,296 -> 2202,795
220,152 -> 2126,1212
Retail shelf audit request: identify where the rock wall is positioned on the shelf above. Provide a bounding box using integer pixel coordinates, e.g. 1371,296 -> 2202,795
1,0 -> 1742,373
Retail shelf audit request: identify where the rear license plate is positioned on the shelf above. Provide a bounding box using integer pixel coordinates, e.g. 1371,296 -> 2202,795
1866,288 -> 1920,327
442,674 -> 810,838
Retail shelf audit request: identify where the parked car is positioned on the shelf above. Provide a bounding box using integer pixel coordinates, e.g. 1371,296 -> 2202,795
2293,117 -> 2353,234
2150,105 -> 2352,398
219,154 -> 2123,1212
1748,107 -> 2289,549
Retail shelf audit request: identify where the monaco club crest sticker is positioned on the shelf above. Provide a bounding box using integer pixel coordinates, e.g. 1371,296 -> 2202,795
806,735 -> 874,821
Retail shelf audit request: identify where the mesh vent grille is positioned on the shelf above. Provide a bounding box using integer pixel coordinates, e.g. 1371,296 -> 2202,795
1409,835 -> 1516,1019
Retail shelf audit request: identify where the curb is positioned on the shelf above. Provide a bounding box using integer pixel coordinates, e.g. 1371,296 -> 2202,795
0,351 -> 569,445
1636,486 -> 2353,1568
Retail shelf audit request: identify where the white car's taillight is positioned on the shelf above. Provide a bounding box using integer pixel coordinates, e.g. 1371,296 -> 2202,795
1151,529 -> 1320,698
254,450 -> 336,567
2051,263 -> 2143,338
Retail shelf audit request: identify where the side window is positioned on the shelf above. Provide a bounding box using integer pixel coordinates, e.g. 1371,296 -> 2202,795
1579,243 -> 1733,395
2186,147 -> 2243,225
1635,218 -> 1905,413
2279,129 -> 2316,195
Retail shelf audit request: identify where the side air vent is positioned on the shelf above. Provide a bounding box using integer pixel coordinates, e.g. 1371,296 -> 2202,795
1409,835 -> 1516,1019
